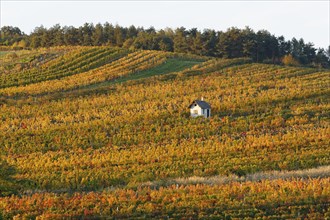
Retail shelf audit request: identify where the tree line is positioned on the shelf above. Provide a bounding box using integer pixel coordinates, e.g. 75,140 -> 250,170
1,23 -> 329,68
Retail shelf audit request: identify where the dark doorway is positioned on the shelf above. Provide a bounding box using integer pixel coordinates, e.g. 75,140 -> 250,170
207,109 -> 210,117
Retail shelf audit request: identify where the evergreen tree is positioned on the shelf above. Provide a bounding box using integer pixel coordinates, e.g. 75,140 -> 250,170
191,31 -> 204,55
315,48 -> 330,68
92,23 -> 104,46
174,27 -> 189,53
49,24 -> 64,46
202,29 -> 217,57
80,23 -> 94,46
114,25 -> 125,47
278,36 -> 290,58
103,22 -> 115,45
127,25 -> 138,38
63,26 -> 79,45
217,27 -> 244,58
158,29 -> 174,52
242,27 -> 257,59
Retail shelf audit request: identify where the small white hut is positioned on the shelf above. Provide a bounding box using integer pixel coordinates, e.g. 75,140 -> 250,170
188,98 -> 211,118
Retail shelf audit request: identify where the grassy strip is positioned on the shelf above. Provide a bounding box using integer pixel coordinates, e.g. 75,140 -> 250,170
89,58 -> 202,88
142,165 -> 330,187
116,58 -> 201,82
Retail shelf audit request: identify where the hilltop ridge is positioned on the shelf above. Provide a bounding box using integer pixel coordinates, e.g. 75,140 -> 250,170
2,24 -> 330,68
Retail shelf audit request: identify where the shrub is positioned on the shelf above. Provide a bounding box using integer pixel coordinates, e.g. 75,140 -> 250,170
282,54 -> 300,66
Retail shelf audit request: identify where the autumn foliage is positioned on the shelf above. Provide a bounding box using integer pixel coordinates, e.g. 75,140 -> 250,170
0,46 -> 329,218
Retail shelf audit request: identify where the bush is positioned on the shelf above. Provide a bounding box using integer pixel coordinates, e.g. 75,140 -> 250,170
282,54 -> 300,66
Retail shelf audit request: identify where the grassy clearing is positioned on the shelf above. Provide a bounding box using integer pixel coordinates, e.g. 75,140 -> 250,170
97,58 -> 201,87
117,58 -> 201,81
68,57 -> 201,93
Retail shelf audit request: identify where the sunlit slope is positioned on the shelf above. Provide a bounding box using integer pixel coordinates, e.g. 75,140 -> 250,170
0,50 -> 203,96
0,48 -> 65,76
1,62 -> 329,191
0,51 -> 329,218
1,178 -> 329,219
0,56 -> 249,97
0,47 -> 128,88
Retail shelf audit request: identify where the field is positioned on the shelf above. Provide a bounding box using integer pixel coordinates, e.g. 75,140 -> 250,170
0,46 -> 329,219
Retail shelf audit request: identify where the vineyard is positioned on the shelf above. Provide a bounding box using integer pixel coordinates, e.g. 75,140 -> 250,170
0,47 -> 128,88
0,46 -> 329,219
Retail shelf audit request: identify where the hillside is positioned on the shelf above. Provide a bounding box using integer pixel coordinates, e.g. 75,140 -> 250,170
0,46 -> 329,219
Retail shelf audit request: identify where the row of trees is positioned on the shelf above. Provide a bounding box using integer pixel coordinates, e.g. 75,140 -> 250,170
1,23 -> 329,67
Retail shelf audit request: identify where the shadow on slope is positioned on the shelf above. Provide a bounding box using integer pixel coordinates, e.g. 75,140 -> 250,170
84,58 -> 202,89
0,159 -> 21,196
1,58 -> 202,103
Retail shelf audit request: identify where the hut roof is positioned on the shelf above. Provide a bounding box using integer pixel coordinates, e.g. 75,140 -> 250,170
188,100 -> 211,109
